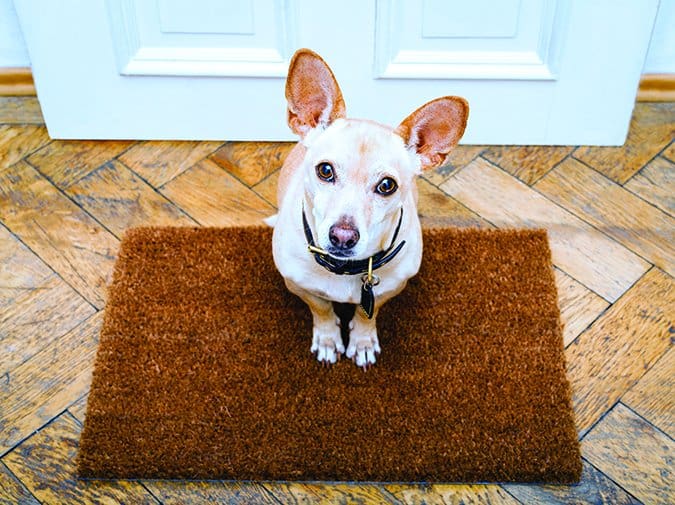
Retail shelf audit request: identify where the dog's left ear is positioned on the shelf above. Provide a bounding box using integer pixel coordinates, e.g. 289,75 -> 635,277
395,96 -> 469,171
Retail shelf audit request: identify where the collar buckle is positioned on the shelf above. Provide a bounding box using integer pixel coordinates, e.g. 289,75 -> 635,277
307,244 -> 328,255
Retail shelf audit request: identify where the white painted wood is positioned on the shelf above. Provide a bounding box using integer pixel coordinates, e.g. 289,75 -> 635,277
107,0 -> 295,76
643,0 -> 675,73
421,0 -> 521,38
375,0 -> 563,79
0,0 -> 30,66
14,0 -> 659,144
157,0 -> 255,34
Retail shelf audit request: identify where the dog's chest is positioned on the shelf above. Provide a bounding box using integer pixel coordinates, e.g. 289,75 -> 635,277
293,267 -> 363,304
292,262 -> 407,305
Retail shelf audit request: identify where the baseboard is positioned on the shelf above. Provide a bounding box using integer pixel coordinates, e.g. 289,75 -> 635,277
0,67 -> 36,96
637,73 -> 675,102
1,67 -> 673,102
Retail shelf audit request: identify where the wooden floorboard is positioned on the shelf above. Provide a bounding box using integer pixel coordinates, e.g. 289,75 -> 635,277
0,313 -> 102,454
440,157 -> 649,302
624,155 -> 675,216
481,145 -> 573,185
66,159 -> 198,237
420,144 -> 486,186
67,394 -> 89,425
0,461 -> 40,505
3,413 -> 160,504
384,483 -> 520,504
0,161 -> 119,308
263,482 -> 397,504
663,141 -> 675,163
160,158 -> 276,226
27,139 -> 135,190
572,102 -> 675,184
566,267 -> 673,435
536,158 -> 675,276
622,347 -> 674,438
252,168 -> 280,207
417,178 -> 490,229
144,480 -> 279,505
0,125 -> 50,171
209,141 -> 294,187
119,140 -> 224,188
553,268 -> 609,347
0,97 -> 44,124
0,99 -> 672,503
0,226 -> 94,373
504,461 -> 642,505
583,403 -> 674,505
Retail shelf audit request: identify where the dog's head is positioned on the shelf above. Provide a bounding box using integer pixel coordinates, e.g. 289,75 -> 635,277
286,49 -> 468,259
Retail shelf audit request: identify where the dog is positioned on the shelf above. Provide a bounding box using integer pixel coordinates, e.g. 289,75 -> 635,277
267,48 -> 468,369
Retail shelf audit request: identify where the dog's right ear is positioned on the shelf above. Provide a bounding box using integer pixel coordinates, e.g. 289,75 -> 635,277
285,49 -> 346,138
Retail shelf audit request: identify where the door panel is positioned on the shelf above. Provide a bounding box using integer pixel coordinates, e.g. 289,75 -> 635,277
14,0 -> 658,144
108,0 -> 295,77
375,0 -> 562,79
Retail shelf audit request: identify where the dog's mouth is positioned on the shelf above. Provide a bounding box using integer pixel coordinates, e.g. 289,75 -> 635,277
326,246 -> 356,258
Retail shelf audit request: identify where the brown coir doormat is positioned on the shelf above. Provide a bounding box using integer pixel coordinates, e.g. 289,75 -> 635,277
78,226 -> 581,483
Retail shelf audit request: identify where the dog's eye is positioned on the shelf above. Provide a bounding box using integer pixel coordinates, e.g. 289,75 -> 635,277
375,177 -> 398,196
316,162 -> 335,183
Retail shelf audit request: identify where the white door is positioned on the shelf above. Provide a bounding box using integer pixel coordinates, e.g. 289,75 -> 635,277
14,0 -> 658,145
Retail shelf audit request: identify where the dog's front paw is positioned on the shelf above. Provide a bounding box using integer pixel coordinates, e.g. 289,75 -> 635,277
346,333 -> 381,369
311,323 -> 345,365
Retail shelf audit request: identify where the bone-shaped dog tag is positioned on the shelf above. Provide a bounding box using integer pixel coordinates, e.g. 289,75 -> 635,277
360,281 -> 375,319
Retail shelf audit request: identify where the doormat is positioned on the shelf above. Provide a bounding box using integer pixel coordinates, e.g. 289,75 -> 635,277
77,226 -> 581,483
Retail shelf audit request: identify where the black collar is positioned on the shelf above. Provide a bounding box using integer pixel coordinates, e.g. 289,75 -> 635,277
302,206 -> 406,276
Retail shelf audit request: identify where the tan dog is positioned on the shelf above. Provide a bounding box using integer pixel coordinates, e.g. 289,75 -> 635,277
268,49 -> 468,368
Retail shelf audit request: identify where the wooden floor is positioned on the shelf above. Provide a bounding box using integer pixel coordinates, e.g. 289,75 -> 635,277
0,96 -> 672,504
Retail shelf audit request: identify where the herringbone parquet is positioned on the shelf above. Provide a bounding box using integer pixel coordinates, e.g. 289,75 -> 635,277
0,97 -> 673,504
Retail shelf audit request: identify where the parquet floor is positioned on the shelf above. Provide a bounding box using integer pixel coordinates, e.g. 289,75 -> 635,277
0,96 -> 673,504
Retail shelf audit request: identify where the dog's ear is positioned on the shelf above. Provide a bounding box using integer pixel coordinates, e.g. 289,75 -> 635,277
285,49 -> 346,138
395,97 -> 469,171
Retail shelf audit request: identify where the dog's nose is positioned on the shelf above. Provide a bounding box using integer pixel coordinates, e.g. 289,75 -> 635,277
329,218 -> 360,250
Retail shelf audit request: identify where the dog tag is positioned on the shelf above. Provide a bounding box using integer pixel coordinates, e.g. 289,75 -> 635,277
360,281 -> 375,319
